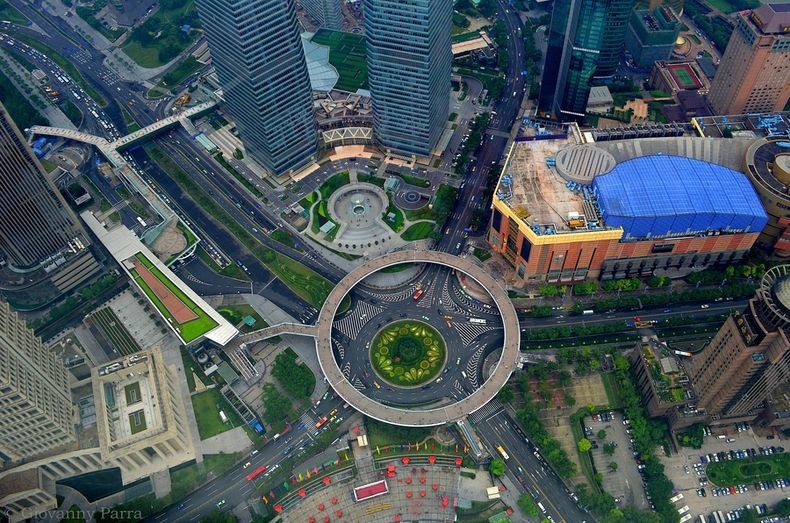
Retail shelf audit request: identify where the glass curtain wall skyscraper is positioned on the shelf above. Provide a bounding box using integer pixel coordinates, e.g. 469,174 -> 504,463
300,0 -> 342,30
595,0 -> 637,78
195,0 -> 317,176
0,104 -> 90,272
364,0 -> 452,157
538,0 -> 608,121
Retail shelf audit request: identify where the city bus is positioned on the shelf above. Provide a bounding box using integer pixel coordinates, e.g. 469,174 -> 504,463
469,318 -> 487,325
412,288 -> 425,301
246,465 -> 267,481
496,445 -> 510,460
315,416 -> 329,429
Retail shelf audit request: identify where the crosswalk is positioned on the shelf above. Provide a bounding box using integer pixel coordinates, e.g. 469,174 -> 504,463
333,300 -> 384,338
375,287 -> 415,302
453,286 -> 490,315
298,411 -> 316,430
466,345 -> 487,389
454,322 -> 498,345
469,399 -> 504,424
352,376 -> 367,391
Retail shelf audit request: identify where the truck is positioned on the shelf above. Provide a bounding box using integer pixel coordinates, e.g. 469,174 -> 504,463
219,411 -> 228,423
582,310 -> 594,315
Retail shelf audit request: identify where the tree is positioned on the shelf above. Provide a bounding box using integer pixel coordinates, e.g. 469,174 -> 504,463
564,392 -> 576,407
201,509 -> 237,523
577,438 -> 592,453
497,384 -> 514,404
489,458 -> 505,476
603,442 -> 616,456
608,461 -> 618,472
597,429 -> 607,440
518,493 -> 539,518
261,383 -> 292,431
272,348 -> 316,400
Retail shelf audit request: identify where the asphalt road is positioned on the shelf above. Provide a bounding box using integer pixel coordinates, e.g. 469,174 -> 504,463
475,408 -> 591,523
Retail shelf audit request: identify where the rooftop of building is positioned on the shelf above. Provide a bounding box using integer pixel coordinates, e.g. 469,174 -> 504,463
638,338 -> 695,405
496,124 -> 767,240
694,112 -> 790,138
748,3 -> 790,35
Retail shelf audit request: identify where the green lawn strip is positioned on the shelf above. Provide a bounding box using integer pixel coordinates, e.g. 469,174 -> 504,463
452,30 -> 481,43
130,253 -> 217,342
600,372 -> 623,409
357,173 -> 385,187
217,303 -> 268,333
365,417 -> 432,448
5,46 -> 37,71
39,157 -> 57,173
214,152 -> 263,197
160,56 -> 202,87
59,99 -> 83,125
379,263 -> 413,273
124,381 -> 141,404
176,220 -> 198,247
318,171 -> 350,200
93,307 -> 140,355
384,193 -> 405,232
195,246 -> 250,282
128,411 -> 147,434
706,453 -> 789,486
271,229 -> 295,248
392,172 -> 431,188
569,409 -> 603,494
180,347 -> 204,393
191,388 -> 237,440
0,0 -> 28,24
297,191 -> 317,208
401,221 -> 434,241
147,146 -> 332,308
8,33 -> 106,106
0,69 -> 47,129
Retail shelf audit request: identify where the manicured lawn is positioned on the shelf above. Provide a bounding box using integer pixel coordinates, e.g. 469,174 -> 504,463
196,246 -> 249,282
472,247 -> 492,262
385,194 -> 405,233
130,252 -> 217,342
392,172 -> 431,188
161,56 -> 202,87
124,382 -> 142,405
191,389 -> 234,440
370,321 -> 446,386
310,29 -> 367,92
707,453 -> 789,486
401,221 -> 435,241
358,173 -> 385,187
365,417 -> 432,448
217,303 -> 267,334
318,171 -> 350,200
122,0 -> 201,68
129,410 -> 147,434
452,30 -> 481,43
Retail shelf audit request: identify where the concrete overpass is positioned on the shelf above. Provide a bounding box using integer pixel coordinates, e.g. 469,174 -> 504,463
314,250 -> 521,427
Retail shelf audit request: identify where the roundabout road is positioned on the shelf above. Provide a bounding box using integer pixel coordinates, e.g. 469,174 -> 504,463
316,249 -> 520,426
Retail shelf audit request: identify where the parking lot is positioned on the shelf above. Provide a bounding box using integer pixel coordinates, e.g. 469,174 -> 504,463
585,410 -> 650,510
661,427 -> 789,520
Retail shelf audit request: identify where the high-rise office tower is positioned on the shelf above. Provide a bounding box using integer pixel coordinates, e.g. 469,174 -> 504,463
195,0 -> 318,176
364,0 -> 452,157
594,0 -> 637,78
637,0 -> 683,15
300,0 -> 342,30
687,265 -> 790,419
538,0 -> 609,120
708,4 -> 790,116
0,104 -> 91,274
0,300 -> 75,462
625,6 -> 681,68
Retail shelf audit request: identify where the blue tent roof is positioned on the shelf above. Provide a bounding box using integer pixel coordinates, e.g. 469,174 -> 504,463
592,155 -> 768,240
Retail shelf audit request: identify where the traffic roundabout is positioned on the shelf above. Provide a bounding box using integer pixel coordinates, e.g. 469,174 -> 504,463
315,250 -> 520,427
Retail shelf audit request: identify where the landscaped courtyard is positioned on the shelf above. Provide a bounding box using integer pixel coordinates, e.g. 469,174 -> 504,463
370,321 -> 446,386
707,453 -> 789,486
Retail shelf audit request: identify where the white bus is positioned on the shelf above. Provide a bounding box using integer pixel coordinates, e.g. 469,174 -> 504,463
219,411 -> 228,423
669,493 -> 684,503
496,445 -> 510,460
136,216 -> 147,228
469,318 -> 487,325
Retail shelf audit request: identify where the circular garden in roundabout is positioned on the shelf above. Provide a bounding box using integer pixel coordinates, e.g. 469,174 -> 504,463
369,320 -> 446,386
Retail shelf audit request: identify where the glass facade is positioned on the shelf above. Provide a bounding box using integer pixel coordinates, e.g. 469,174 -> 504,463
595,0 -> 637,78
539,0 -> 608,120
195,0 -> 317,176
301,0 -> 342,30
364,0 -> 452,156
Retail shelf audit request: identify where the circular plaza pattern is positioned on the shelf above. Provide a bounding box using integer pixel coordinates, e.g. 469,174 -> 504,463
370,320 -> 447,386
315,250 -> 521,427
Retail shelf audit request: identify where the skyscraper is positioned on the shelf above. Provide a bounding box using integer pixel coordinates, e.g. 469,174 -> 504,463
624,6 -> 681,68
594,0 -> 637,78
687,265 -> 790,418
708,4 -> 790,115
301,0 -> 342,30
195,0 -> 318,176
0,299 -> 75,462
365,0 -> 452,157
538,0 -> 609,120
0,104 -> 90,273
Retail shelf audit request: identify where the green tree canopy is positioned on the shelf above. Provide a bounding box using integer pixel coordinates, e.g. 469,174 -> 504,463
489,458 -> 505,476
577,438 -> 592,453
518,493 -> 539,518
